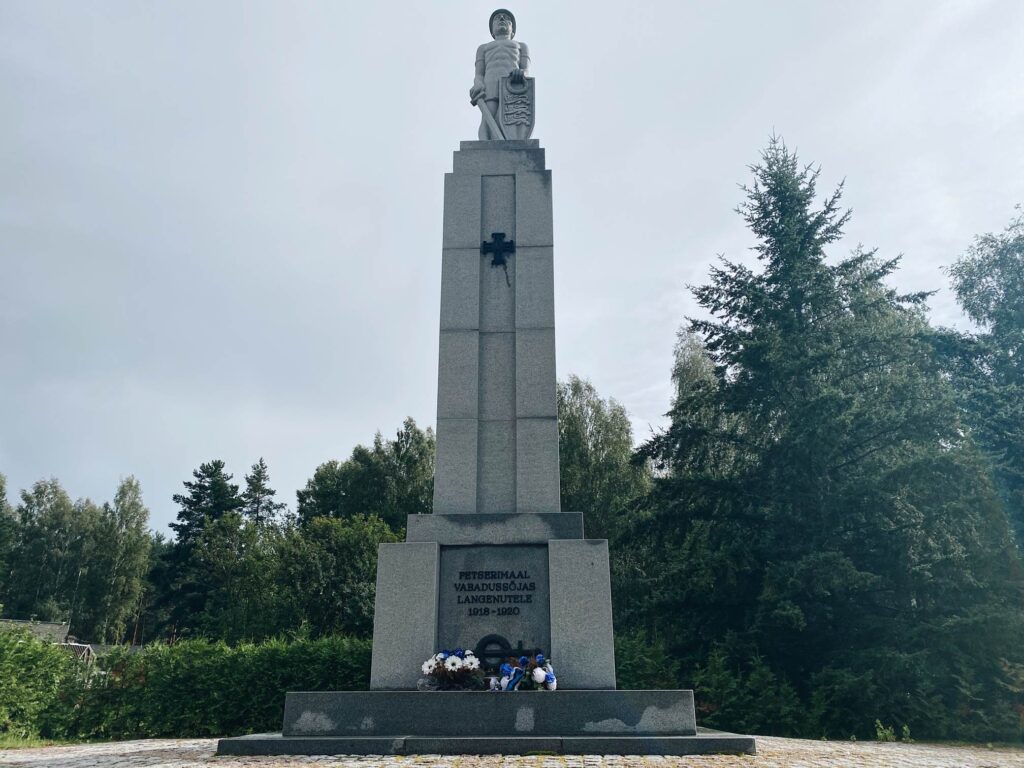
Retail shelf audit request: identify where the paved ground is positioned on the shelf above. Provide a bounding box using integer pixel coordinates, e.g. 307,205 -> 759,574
1,738 -> 1022,768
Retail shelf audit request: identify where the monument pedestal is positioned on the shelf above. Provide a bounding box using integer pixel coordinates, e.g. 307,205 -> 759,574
217,691 -> 756,756
370,513 -> 616,691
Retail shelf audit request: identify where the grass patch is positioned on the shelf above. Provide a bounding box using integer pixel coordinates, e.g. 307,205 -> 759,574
0,735 -> 78,749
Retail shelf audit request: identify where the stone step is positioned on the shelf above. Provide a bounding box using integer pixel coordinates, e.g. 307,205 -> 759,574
218,731 -> 757,756
280,690 -> 697,738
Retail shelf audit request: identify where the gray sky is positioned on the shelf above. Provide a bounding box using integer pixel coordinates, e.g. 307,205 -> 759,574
2,1 -> 1022,535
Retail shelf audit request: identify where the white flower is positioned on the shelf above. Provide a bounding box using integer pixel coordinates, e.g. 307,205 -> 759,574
546,679 -> 557,691
499,675 -> 511,690
444,655 -> 463,672
531,667 -> 547,684
421,659 -> 437,675
435,652 -> 446,662
464,649 -> 475,657
464,655 -> 481,671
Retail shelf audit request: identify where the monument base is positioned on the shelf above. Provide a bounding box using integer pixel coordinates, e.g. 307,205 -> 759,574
217,730 -> 756,756
215,690 -> 756,756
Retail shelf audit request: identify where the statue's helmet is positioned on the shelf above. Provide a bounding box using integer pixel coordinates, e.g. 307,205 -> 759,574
489,9 -> 516,39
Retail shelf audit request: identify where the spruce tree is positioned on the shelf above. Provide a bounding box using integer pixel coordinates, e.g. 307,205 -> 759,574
640,139 -> 1024,740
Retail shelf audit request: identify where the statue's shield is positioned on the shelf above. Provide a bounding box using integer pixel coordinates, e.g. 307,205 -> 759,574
498,76 -> 535,140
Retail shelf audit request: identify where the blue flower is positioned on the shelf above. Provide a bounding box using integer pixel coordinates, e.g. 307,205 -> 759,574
535,654 -> 545,665
454,648 -> 465,659
507,668 -> 525,690
545,673 -> 555,683
440,649 -> 450,659
500,663 -> 513,677
518,656 -> 528,666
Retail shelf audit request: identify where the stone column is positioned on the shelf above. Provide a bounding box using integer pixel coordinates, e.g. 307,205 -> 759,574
433,140 -> 559,515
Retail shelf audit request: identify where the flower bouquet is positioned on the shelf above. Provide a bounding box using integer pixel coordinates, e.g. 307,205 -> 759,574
417,648 -> 485,691
493,652 -> 557,691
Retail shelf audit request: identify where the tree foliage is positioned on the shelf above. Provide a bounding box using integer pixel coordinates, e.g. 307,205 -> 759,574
242,458 -> 287,528
0,475 -> 16,604
631,139 -> 1024,740
78,478 -> 151,643
0,478 -> 150,644
296,417 -> 434,529
169,460 -> 243,547
944,208 -> 1024,546
558,375 -> 650,540
276,516 -> 400,637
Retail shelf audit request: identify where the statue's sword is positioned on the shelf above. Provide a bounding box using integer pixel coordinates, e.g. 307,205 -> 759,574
475,98 -> 507,140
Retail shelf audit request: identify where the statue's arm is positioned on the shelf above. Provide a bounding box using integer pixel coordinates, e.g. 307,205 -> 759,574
509,42 -> 530,84
470,44 -> 487,104
518,42 -> 531,75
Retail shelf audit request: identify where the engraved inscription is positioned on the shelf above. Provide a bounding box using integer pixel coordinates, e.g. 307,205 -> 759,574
455,568 -> 537,615
437,545 -> 550,666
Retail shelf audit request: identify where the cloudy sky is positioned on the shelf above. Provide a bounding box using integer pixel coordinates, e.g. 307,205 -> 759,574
2,1 -> 1022,534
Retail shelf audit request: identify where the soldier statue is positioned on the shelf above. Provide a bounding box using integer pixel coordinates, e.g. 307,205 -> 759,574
470,9 -> 532,140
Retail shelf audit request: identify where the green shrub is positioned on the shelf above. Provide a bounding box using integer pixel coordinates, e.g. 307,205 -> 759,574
614,631 -> 681,690
51,635 -> 371,739
0,629 -> 78,738
874,719 -> 896,742
692,647 -> 805,736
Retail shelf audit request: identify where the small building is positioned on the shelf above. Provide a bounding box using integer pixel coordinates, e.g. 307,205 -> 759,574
0,618 -> 69,642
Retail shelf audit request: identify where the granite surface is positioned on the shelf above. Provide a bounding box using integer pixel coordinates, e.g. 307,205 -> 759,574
369,543 -> 440,690
515,329 -> 556,418
549,540 -> 617,689
436,544 -> 551,659
513,247 -> 555,328
433,142 -> 560,516
514,171 -> 554,246
406,512 -> 584,544
281,691 -> 697,738
440,249 -> 481,330
515,418 -> 560,514
433,419 -> 478,513
460,139 -> 540,150
477,419 -> 516,513
437,330 -> 479,419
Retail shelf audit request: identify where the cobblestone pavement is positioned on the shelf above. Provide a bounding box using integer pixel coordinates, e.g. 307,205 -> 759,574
1,738 -> 1023,768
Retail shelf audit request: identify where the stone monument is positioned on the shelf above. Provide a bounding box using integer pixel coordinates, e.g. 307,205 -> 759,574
218,10 -> 755,756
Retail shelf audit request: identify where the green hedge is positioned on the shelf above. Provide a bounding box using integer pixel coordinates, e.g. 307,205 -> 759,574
0,630 -> 371,739
0,629 -> 77,738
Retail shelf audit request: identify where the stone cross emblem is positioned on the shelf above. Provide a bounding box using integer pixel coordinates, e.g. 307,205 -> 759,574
481,232 -> 515,286
480,231 -> 515,267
